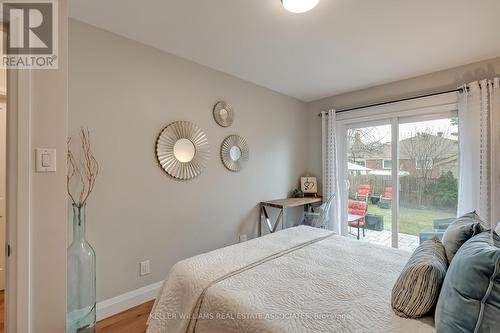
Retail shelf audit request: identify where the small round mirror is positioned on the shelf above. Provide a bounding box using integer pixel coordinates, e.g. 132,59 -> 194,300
213,101 -> 234,127
220,135 -> 249,172
219,108 -> 229,120
173,138 -> 195,163
229,146 -> 241,161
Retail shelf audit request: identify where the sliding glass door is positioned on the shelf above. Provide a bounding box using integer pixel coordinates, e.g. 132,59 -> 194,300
345,122 -> 393,248
397,116 -> 459,250
339,112 -> 459,251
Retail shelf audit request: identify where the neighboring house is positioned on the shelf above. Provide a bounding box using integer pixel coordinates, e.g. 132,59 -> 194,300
350,133 -> 458,179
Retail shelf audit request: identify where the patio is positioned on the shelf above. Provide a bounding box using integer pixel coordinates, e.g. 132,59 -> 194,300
347,229 -> 419,252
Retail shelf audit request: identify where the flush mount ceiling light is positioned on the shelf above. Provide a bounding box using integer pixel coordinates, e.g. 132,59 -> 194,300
281,0 -> 320,13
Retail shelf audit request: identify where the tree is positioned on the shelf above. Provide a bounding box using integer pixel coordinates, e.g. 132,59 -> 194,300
400,129 -> 456,206
432,171 -> 458,209
347,128 -> 385,163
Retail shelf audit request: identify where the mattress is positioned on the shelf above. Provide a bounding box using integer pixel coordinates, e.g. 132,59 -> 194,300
147,226 -> 435,333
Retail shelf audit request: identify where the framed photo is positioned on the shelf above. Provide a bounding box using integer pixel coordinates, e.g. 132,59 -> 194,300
300,176 -> 317,194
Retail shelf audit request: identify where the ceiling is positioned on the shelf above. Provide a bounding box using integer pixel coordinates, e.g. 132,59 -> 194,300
69,0 -> 500,102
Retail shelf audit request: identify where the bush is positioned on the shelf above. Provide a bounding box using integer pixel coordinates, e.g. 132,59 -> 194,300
432,171 -> 458,208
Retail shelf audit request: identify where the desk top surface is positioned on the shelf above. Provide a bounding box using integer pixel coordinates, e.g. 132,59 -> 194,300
261,197 -> 322,209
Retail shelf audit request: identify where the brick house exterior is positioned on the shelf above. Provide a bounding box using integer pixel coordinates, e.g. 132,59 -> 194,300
350,133 -> 458,179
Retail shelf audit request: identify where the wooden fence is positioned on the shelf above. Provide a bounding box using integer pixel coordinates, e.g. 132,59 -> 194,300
348,174 -> 438,207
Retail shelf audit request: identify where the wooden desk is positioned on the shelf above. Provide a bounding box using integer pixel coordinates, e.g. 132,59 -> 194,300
260,197 -> 322,235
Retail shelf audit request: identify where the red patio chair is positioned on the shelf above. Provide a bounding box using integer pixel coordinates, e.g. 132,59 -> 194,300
348,200 -> 368,239
355,184 -> 371,202
381,187 -> 392,201
378,187 -> 392,209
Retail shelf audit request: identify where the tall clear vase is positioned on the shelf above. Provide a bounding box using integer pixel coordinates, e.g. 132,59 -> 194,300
67,204 -> 96,333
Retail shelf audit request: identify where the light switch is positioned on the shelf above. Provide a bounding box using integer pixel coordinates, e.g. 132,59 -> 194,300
36,148 -> 56,172
41,153 -> 51,167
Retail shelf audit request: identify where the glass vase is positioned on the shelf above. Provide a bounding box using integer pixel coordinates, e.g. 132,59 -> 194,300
67,204 -> 96,333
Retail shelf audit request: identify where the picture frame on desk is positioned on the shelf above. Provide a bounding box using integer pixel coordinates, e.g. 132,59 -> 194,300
300,176 -> 318,196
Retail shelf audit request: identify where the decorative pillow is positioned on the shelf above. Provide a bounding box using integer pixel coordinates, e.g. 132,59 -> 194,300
391,237 -> 448,318
435,232 -> 500,333
441,212 -> 486,263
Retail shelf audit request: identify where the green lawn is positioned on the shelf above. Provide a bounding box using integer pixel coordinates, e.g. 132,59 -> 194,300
366,203 -> 455,236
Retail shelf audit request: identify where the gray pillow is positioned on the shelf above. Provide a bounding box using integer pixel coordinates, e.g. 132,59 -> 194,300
391,237 -> 448,318
441,212 -> 486,263
435,232 -> 500,333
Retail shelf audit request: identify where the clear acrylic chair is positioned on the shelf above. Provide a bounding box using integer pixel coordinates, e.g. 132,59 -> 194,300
302,196 -> 335,229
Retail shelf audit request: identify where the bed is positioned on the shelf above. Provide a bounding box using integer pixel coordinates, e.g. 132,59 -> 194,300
147,226 -> 435,333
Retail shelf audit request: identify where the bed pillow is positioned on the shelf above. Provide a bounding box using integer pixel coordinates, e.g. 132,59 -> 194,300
441,212 -> 486,263
435,231 -> 500,333
391,237 -> 448,318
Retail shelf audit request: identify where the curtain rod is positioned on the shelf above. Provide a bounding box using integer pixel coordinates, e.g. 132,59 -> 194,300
317,87 -> 465,116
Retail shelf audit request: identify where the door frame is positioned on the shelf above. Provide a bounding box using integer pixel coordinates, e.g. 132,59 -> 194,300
6,64 -> 32,332
336,92 -> 459,249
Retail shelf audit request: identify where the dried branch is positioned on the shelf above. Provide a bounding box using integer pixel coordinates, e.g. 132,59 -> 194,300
67,128 -> 100,207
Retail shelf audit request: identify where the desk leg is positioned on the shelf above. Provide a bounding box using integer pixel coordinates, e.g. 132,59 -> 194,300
259,205 -> 262,237
282,208 -> 286,230
301,204 -> 310,225
271,209 -> 283,233
262,206 -> 274,233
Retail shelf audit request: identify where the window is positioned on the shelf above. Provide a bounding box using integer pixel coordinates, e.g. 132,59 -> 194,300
383,159 -> 392,169
340,111 -> 459,252
355,159 -> 366,167
416,159 -> 433,170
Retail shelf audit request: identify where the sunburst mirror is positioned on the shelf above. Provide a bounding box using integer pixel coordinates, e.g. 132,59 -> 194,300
156,121 -> 210,180
213,101 -> 234,127
220,135 -> 249,172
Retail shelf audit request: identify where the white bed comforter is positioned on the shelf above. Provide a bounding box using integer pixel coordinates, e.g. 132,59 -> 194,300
147,226 -> 435,333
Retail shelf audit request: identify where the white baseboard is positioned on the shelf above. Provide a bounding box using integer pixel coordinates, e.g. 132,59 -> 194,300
96,280 -> 164,321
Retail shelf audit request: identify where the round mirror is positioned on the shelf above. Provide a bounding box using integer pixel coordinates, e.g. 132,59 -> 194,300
220,135 -> 249,172
213,101 -> 234,127
229,146 -> 241,161
219,108 -> 229,120
156,121 -> 210,180
173,138 -> 195,163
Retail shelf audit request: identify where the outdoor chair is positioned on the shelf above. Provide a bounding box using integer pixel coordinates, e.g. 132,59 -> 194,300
418,217 -> 455,244
303,196 -> 335,229
377,187 -> 392,209
348,199 -> 368,239
355,184 -> 371,202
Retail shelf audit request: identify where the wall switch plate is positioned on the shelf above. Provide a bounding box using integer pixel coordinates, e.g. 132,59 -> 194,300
239,234 -> 247,242
140,260 -> 150,276
35,148 -> 56,172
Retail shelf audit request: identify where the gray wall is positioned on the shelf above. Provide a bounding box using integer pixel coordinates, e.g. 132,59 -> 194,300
307,56 -> 500,186
69,20 -> 309,302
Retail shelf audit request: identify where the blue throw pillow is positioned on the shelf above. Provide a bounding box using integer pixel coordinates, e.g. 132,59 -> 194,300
441,212 -> 486,263
435,231 -> 500,333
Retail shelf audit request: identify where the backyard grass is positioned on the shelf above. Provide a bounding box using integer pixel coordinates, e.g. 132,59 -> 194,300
366,203 -> 455,236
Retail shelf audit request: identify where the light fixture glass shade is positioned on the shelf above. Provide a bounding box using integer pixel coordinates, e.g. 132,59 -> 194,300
282,0 -> 320,13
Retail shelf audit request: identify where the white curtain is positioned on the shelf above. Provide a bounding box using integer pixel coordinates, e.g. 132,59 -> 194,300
321,110 -> 341,233
458,78 -> 500,230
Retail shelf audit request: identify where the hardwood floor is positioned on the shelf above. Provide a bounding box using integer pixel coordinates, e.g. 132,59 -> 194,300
0,292 -> 153,333
96,300 -> 154,333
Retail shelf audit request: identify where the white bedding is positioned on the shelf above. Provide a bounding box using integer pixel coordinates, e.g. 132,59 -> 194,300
147,226 -> 435,333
